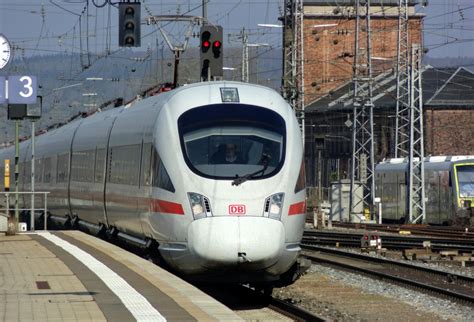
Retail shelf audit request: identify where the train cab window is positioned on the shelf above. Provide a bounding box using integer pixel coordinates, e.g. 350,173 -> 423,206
456,165 -> 474,198
178,104 -> 286,180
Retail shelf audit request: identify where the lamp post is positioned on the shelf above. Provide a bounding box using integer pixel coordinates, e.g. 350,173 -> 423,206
242,43 -> 271,83
223,67 -> 238,81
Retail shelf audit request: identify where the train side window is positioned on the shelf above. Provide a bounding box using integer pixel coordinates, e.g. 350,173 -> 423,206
72,150 -> 95,182
35,158 -> 43,183
24,161 -> 31,184
294,159 -> 305,193
43,157 -> 52,183
141,143 -> 152,187
57,153 -> 69,183
152,148 -> 175,192
109,145 -> 140,185
95,148 -> 106,183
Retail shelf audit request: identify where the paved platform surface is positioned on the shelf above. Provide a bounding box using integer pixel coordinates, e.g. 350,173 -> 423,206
0,231 -> 243,321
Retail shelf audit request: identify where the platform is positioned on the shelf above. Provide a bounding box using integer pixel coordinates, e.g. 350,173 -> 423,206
0,230 -> 243,321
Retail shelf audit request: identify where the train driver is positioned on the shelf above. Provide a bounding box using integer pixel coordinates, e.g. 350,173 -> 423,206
211,143 -> 245,164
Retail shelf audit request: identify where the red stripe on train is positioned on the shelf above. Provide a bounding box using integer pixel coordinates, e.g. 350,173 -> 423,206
151,199 -> 185,215
288,201 -> 306,216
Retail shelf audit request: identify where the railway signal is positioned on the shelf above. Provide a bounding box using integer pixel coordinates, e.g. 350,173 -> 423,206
200,25 -> 223,81
119,2 -> 141,47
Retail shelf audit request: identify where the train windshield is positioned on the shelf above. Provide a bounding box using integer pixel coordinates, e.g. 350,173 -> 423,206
457,165 -> 474,197
178,104 -> 286,180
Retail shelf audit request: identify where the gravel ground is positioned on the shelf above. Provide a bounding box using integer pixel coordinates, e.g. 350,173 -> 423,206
325,246 -> 474,278
275,264 -> 474,321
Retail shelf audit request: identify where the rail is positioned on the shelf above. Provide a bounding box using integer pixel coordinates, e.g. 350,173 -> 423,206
238,284 -> 326,321
2,191 -> 50,232
303,229 -> 474,252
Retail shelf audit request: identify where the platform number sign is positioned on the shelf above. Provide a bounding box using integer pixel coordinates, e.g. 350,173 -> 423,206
0,75 -> 38,104
8,76 -> 37,104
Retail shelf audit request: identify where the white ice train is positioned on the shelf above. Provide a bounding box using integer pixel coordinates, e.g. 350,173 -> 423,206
0,81 -> 307,286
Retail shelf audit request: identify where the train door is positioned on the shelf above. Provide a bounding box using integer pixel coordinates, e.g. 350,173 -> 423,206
68,114 -> 119,227
105,143 -> 142,235
138,141 -> 153,238
439,170 -> 451,224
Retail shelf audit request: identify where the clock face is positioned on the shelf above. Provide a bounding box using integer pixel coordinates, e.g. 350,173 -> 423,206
0,34 -> 12,70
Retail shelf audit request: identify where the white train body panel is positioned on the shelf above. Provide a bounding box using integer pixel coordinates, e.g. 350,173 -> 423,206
0,81 -> 306,283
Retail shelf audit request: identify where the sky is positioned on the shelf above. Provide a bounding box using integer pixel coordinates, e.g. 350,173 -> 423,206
1,0 -> 474,140
0,0 -> 283,60
1,0 -> 474,60
418,0 -> 474,57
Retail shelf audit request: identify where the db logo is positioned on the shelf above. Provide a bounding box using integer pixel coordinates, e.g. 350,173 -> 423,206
229,204 -> 246,215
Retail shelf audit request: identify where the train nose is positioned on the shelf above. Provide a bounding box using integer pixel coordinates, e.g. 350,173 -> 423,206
187,217 -> 285,269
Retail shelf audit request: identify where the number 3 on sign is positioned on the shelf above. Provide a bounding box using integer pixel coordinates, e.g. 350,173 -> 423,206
7,75 -> 37,104
19,76 -> 33,98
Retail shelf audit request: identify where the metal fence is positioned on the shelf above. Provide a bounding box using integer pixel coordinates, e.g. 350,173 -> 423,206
3,192 -> 50,231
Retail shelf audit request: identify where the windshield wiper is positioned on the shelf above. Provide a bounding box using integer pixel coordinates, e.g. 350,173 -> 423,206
232,153 -> 271,186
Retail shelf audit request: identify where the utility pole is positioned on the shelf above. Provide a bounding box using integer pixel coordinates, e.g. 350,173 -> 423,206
14,120 -> 19,232
407,44 -> 426,223
31,121 -> 35,231
349,0 -> 375,222
395,0 -> 410,158
202,0 -> 208,23
239,29 -> 270,83
241,28 -> 249,82
146,15 -> 202,87
282,0 -> 304,143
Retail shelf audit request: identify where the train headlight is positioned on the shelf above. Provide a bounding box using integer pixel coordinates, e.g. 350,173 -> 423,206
263,193 -> 285,220
188,192 -> 212,220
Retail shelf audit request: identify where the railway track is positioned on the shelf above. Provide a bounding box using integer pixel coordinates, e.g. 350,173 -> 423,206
303,229 -> 474,252
301,244 -> 474,304
332,222 -> 474,240
194,283 -> 326,321
257,290 -> 326,321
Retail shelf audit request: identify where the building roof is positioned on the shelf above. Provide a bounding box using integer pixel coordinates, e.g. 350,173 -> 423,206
305,66 -> 474,113
303,0 -> 418,6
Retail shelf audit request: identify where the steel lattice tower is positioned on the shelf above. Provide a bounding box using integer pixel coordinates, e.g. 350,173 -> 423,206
395,0 -> 410,158
408,44 -> 426,223
349,0 -> 375,221
394,1 -> 426,223
282,0 -> 305,142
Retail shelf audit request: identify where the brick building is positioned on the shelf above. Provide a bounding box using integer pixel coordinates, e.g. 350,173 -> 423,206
300,1 -> 474,201
302,0 -> 423,104
304,67 -> 474,198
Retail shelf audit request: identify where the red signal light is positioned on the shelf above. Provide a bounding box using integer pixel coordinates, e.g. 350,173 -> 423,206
213,40 -> 222,49
202,40 -> 211,48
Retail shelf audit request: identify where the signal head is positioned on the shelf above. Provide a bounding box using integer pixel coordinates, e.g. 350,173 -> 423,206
118,3 -> 141,47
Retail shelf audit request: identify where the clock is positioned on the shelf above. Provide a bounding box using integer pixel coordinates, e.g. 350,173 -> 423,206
0,34 -> 12,70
